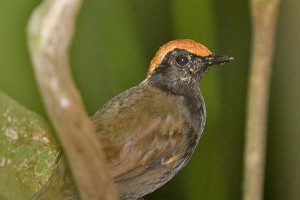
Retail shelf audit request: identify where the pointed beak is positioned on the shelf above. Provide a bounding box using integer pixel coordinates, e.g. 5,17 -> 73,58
204,54 -> 234,66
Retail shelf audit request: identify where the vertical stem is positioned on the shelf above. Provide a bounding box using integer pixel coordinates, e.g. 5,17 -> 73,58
27,0 -> 118,199
242,1 -> 280,200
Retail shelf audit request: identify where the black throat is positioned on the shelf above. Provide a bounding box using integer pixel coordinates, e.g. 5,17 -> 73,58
147,64 -> 204,131
147,64 -> 201,98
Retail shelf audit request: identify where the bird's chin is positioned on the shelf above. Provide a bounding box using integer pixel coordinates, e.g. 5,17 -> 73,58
197,65 -> 212,79
179,75 -> 199,86
190,68 -> 208,82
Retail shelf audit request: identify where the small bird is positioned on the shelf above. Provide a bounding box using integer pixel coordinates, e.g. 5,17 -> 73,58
33,39 -> 233,200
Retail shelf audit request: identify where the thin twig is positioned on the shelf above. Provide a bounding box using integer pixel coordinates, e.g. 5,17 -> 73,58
243,0 -> 281,200
27,0 -> 118,199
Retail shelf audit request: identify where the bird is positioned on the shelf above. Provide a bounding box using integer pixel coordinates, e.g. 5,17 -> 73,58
33,39 -> 233,200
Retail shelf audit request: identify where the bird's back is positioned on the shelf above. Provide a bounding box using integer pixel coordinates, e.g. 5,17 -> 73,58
92,82 -> 206,199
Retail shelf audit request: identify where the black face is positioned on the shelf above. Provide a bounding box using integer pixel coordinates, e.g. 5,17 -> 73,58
148,49 -> 210,96
148,49 -> 233,96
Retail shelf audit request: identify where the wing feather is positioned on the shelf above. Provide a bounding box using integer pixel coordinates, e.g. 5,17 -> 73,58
91,84 -> 188,182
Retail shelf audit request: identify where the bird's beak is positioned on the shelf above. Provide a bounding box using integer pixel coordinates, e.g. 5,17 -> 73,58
204,54 -> 234,66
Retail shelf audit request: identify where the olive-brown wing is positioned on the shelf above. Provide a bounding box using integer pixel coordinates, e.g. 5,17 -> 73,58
91,85 -> 189,182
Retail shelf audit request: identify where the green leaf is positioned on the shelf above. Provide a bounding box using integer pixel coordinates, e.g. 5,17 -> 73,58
0,90 -> 59,200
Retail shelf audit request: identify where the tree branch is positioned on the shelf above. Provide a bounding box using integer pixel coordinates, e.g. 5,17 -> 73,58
243,0 -> 281,200
27,0 -> 118,199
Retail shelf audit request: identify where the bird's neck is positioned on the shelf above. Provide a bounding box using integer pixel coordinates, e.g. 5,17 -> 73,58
146,72 -> 201,98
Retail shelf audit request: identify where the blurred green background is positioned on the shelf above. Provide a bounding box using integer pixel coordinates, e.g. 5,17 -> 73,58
0,0 -> 299,199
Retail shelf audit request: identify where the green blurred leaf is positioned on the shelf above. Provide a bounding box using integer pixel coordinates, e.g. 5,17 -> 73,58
0,90 -> 58,200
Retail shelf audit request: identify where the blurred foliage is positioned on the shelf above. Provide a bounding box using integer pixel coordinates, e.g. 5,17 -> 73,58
0,91 -> 58,200
0,0 -> 299,200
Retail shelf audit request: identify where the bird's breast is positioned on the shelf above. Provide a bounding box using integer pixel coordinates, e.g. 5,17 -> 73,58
168,93 -> 206,170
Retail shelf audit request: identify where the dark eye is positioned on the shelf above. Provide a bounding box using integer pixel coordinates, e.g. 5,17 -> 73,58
175,55 -> 190,67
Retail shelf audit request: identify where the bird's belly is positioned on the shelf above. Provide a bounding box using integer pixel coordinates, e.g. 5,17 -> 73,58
116,132 -> 199,200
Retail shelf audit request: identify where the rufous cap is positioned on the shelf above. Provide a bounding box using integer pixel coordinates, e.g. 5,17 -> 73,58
147,39 -> 212,77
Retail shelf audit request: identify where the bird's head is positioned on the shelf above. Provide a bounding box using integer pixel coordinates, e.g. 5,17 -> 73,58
145,39 -> 233,95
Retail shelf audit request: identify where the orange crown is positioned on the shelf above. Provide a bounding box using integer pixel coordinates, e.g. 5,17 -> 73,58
147,39 -> 212,77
